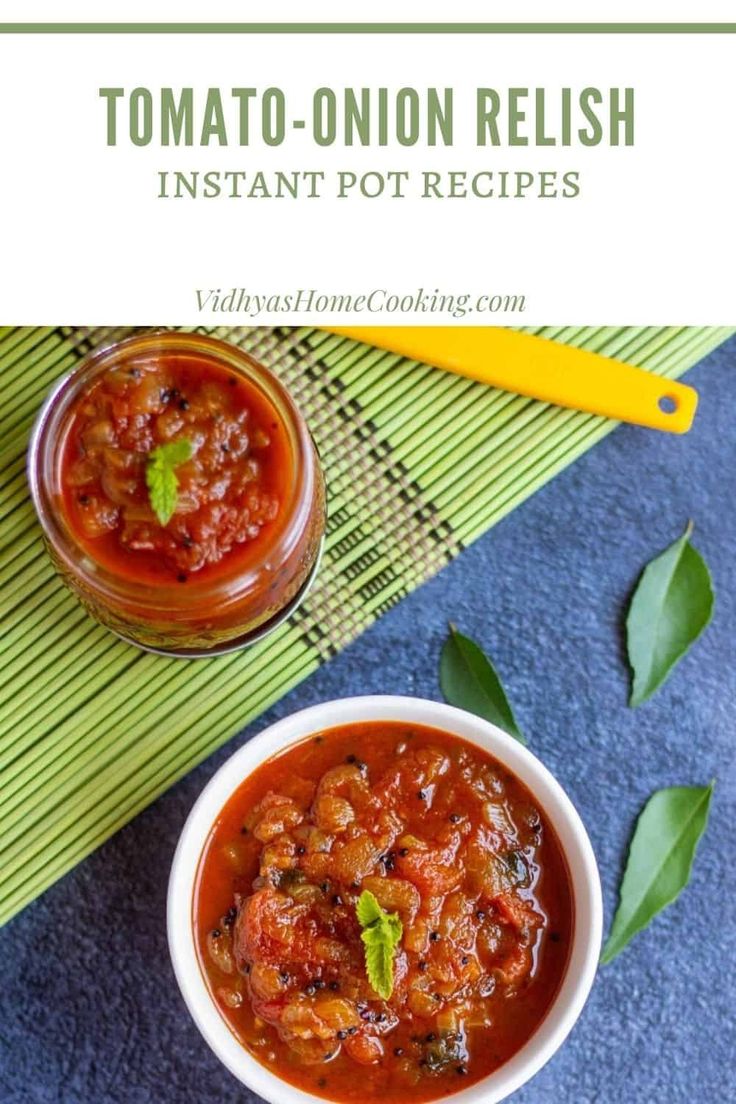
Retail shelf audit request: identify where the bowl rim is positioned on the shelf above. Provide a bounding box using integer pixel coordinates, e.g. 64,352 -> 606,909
167,695 -> 602,1104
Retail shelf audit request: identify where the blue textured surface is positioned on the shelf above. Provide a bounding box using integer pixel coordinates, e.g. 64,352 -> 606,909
1,341 -> 735,1104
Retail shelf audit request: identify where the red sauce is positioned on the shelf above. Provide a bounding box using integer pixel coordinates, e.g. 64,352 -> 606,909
30,334 -> 325,650
194,723 -> 573,1103
60,353 -> 291,585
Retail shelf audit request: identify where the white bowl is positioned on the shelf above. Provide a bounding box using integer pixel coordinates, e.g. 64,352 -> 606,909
168,696 -> 602,1104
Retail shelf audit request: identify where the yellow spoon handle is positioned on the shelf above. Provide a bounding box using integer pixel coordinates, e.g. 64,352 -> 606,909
325,327 -> 698,433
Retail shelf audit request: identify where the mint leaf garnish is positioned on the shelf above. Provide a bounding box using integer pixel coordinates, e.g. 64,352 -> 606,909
145,438 -> 193,526
356,889 -> 403,1000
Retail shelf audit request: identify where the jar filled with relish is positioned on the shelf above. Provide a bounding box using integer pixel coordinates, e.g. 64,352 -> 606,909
28,333 -> 325,655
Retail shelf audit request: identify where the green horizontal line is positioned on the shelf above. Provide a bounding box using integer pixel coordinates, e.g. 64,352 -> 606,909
1,23 -> 735,34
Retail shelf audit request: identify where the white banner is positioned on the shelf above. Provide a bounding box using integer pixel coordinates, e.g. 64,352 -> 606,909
0,20 -> 734,323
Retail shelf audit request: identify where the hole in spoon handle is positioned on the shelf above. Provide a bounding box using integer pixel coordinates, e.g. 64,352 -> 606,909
658,394 -> 679,414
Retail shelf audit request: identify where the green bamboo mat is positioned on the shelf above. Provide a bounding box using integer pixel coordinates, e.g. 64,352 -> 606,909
0,324 -> 732,927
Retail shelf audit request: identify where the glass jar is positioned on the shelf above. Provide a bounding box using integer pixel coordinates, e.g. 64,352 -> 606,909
28,332 -> 325,656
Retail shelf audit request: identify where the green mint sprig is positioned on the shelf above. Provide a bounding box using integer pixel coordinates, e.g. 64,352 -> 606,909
145,438 -> 193,526
356,889 -> 403,1000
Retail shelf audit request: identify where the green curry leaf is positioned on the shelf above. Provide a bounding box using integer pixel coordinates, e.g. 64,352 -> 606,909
145,438 -> 193,526
440,623 -> 525,743
601,782 -> 714,965
356,890 -> 403,1000
626,522 -> 714,707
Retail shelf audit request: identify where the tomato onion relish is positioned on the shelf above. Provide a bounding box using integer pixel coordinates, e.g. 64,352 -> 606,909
194,722 -> 573,1103
29,333 -> 324,653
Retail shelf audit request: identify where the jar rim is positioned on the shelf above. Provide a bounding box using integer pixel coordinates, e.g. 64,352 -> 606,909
28,331 -> 317,613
